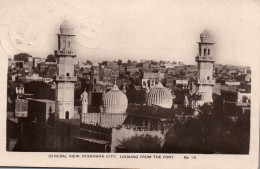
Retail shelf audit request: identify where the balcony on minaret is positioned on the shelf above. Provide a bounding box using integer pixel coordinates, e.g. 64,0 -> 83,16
195,55 -> 214,62
55,75 -> 77,82
197,79 -> 215,85
55,50 -> 76,57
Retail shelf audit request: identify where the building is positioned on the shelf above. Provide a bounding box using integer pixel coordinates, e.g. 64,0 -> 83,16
146,82 -> 173,108
27,99 -> 55,123
192,30 -> 215,104
102,83 -> 128,114
88,62 -> 104,107
54,20 -> 77,119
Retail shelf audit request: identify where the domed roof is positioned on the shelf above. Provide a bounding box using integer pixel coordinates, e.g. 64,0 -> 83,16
60,20 -> 74,35
102,84 -> 128,113
200,29 -> 213,43
146,82 -> 173,109
81,90 -> 88,99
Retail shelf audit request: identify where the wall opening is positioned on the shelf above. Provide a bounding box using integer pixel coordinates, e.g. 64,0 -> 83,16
65,111 -> 69,119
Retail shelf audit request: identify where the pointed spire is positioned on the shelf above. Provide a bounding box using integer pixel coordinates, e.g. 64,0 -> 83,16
122,83 -> 127,93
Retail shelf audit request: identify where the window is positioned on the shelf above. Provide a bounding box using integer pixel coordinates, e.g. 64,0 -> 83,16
68,41 -> 70,48
65,111 -> 69,119
208,49 -> 210,55
67,73 -> 70,76
242,96 -> 248,103
207,76 -> 210,80
204,49 -> 207,56
94,79 -> 97,84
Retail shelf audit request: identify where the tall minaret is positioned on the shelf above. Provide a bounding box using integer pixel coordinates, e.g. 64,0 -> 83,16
193,30 -> 215,104
55,19 -> 77,119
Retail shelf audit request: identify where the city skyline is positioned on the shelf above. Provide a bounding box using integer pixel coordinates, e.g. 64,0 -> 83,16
1,0 -> 259,66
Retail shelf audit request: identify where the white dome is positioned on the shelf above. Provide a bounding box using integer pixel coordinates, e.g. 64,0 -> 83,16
102,85 -> 128,113
200,29 -> 213,43
60,20 -> 74,35
146,82 -> 173,109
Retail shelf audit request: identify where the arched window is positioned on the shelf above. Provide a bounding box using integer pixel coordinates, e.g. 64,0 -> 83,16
204,49 -> 207,56
65,111 -> 69,119
67,73 -> 70,76
207,76 -> 210,80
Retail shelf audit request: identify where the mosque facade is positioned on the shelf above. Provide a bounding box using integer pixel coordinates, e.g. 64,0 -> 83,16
12,21 -> 217,152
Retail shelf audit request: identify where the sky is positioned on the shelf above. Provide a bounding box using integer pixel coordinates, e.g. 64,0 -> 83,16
0,0 -> 260,66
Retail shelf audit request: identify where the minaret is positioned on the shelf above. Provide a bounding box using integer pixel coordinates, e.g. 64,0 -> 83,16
90,62 -> 99,86
193,30 -> 215,104
81,89 -> 88,114
55,19 -> 77,119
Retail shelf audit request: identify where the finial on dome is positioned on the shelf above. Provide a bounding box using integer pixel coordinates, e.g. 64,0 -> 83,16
110,77 -> 119,91
114,76 -> 117,85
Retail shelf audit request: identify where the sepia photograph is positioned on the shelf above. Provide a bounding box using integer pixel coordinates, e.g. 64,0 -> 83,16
1,0 -> 259,168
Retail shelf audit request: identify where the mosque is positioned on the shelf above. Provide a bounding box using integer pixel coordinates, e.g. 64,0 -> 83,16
11,20 -> 215,152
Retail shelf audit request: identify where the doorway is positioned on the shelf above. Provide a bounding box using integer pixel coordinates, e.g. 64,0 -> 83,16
65,111 -> 69,119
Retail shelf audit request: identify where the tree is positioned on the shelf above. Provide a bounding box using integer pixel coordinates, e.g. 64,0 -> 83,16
24,81 -> 55,100
117,134 -> 163,153
46,54 -> 56,62
117,59 -> 122,65
127,60 -> 132,65
14,53 -> 31,62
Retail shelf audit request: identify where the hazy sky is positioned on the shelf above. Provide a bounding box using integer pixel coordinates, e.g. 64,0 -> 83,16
1,0 -> 260,65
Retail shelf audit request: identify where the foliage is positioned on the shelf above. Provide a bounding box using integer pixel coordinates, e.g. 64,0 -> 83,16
24,81 -> 55,100
162,102 -> 250,154
14,53 -> 31,62
117,59 -> 122,65
46,54 -> 56,62
117,134 -> 163,153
